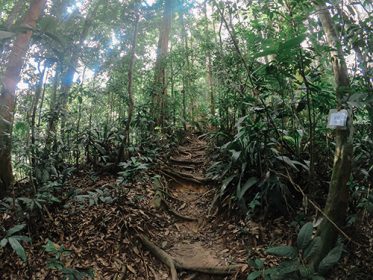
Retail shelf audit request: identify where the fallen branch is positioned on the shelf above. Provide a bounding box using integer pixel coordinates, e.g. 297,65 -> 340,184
138,234 -> 243,279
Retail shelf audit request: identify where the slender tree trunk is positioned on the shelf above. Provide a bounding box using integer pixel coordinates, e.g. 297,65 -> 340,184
0,0 -> 46,199
151,0 -> 174,127
37,66 -> 50,127
117,9 -> 139,163
312,2 -> 353,267
45,0 -> 100,155
60,1 -> 100,140
44,65 -> 61,154
204,0 -> 215,117
30,62 -> 47,171
180,2 -> 190,130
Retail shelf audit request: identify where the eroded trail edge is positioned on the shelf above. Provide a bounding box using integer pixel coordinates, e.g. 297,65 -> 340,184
140,134 -> 248,280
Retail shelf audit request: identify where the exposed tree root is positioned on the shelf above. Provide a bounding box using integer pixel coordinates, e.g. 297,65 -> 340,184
158,170 -> 186,186
161,168 -> 210,184
178,150 -> 192,157
169,157 -> 204,165
174,165 -> 196,171
178,146 -> 205,152
138,234 -> 178,280
138,234 -> 243,279
161,199 -> 198,222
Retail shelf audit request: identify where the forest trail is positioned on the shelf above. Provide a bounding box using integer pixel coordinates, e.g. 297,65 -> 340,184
0,133 -> 250,279
141,134 -> 248,279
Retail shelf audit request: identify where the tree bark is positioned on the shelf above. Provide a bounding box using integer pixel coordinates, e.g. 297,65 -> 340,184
0,0 -> 46,199
151,0 -> 174,127
312,2 -> 353,267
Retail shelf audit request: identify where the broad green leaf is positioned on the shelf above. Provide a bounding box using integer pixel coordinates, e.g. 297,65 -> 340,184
281,135 -> 296,146
12,235 -> 31,243
247,271 -> 261,280
6,224 -> 26,237
254,258 -> 264,269
312,276 -> 325,280
43,239 -> 58,253
230,150 -> 241,161
297,222 -> 313,250
267,260 -> 299,278
304,236 -> 322,260
299,265 -> 313,278
253,47 -> 278,58
220,175 -> 236,197
318,243 -> 343,274
237,177 -> 258,200
276,156 -> 299,171
8,237 -> 27,262
265,246 -> 297,258
0,238 -> 8,247
281,34 -> 306,50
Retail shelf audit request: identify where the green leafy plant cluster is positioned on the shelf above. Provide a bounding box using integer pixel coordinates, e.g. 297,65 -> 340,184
248,222 -> 343,280
75,187 -> 114,206
0,224 -> 31,262
43,239 -> 94,280
208,114 -> 308,215
117,156 -> 151,184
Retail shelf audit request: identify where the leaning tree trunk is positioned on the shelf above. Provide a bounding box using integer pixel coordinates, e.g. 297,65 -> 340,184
151,0 -> 174,128
0,0 -> 46,199
312,1 -> 353,267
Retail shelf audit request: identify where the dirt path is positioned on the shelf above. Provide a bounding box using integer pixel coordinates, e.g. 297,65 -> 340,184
0,134 -> 249,280
141,134 -> 248,279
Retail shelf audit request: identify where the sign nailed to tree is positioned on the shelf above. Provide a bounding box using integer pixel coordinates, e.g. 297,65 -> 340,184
327,109 -> 349,129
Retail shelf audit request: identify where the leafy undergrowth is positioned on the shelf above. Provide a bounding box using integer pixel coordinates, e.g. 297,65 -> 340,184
0,135 -> 372,279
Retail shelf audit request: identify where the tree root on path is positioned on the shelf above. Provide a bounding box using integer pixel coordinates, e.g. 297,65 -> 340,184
138,234 -> 243,280
161,168 -> 210,184
161,199 -> 198,222
169,156 -> 204,165
178,145 -> 206,152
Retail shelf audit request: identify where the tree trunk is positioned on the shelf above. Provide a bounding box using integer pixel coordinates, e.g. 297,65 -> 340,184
59,1 -> 100,142
30,62 -> 47,172
204,0 -> 215,117
117,8 -> 140,163
180,2 -> 190,130
312,2 -> 353,267
151,0 -> 174,127
0,0 -> 46,199
44,0 -> 100,158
